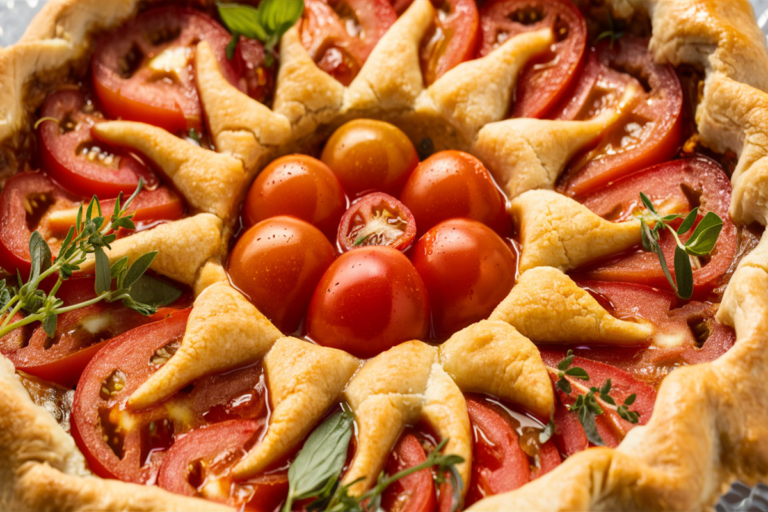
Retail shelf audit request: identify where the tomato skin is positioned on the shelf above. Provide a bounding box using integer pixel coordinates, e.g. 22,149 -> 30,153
338,192 -> 417,253
306,246 -> 430,359
243,155 -> 347,240
420,0 -> 480,86
411,219 -> 516,339
227,216 -> 336,334
321,119 -> 419,199
400,150 -> 510,237
39,89 -> 158,198
478,0 -> 587,119
381,434 -> 437,512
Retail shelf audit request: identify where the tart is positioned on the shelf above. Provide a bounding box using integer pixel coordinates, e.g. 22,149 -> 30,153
1,0 -> 768,511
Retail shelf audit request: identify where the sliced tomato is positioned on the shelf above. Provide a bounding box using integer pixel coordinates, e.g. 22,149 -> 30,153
71,309 -> 267,484
92,7 -> 272,133
557,37 -> 684,196
338,192 -> 417,252
420,0 -> 479,86
39,89 -> 158,198
301,0 -> 397,86
382,434 -> 437,512
0,313 -> 27,356
530,437 -> 561,479
478,0 -> 587,119
574,157 -> 737,299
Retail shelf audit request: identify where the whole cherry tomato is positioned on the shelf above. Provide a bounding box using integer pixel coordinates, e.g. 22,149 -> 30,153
306,246 -> 430,358
400,150 -> 510,237
321,119 -> 420,198
478,0 -> 587,119
420,0 -> 480,85
243,155 -> 347,239
301,0 -> 397,86
411,219 -> 516,339
227,216 -> 336,334
381,434 -> 437,512
337,192 -> 417,252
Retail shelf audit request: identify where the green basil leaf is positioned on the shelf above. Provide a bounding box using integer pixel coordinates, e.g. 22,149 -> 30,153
539,419 -> 555,444
624,393 -> 637,406
28,231 -> 52,283
564,367 -> 589,380
684,211 -> 722,254
557,351 -> 574,371
94,247 -> 111,294
124,252 -> 157,288
673,245 -> 693,300
258,0 -> 304,43
617,405 -> 639,424
218,3 -> 269,40
600,379 -> 611,395
676,207 -> 699,234
42,313 -> 57,338
127,274 -> 182,308
578,407 -> 604,446
639,192 -> 657,214
555,378 -> 571,394
600,393 -> 616,406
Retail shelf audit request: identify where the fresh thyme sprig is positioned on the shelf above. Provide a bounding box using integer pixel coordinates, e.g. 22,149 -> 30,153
0,180 -> 164,339
638,192 -> 723,300
595,10 -> 625,49
217,0 -> 304,61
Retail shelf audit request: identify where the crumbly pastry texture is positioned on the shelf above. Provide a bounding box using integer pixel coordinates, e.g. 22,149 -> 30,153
2,0 -> 768,510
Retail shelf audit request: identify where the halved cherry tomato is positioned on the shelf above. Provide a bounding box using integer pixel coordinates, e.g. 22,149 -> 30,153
39,89 -> 158,198
306,246 -> 429,358
382,434 -> 437,512
574,157 -> 737,299
243,155 -> 347,240
400,150 -> 510,237
338,192 -> 417,252
0,313 -> 26,356
227,216 -> 336,334
321,119 -> 419,198
71,309 -> 267,484
478,0 -> 587,119
411,219 -> 516,339
92,7 -> 272,133
420,0 -> 479,86
301,0 -> 397,86
556,37 -> 684,195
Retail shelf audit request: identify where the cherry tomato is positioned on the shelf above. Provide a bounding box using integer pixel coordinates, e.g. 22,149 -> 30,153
321,119 -> 420,198
420,0 -> 480,86
400,150 -> 509,237
574,157 -> 737,299
227,216 -> 336,334
411,219 -> 516,339
338,192 -> 417,252
243,155 -> 347,240
306,246 -> 429,358
92,7 -> 272,133
478,0 -> 586,119
71,309 -> 267,484
301,0 -> 397,86
556,37 -> 684,195
38,89 -> 158,198
381,434 -> 437,512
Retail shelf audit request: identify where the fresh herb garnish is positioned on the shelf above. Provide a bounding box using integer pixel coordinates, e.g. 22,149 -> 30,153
638,192 -> 723,300
188,128 -> 201,144
353,236 -> 367,247
538,419 -> 555,444
217,0 -> 304,61
595,10 -> 625,49
0,181 -> 173,339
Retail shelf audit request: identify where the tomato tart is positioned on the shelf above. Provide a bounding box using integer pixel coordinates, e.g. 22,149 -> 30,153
2,0 -> 768,511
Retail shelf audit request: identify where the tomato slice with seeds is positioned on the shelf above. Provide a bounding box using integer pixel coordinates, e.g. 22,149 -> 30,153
556,37 -> 684,196
574,157 -> 737,299
338,192 -> 417,252
478,0 -> 587,119
381,434 -> 437,512
420,0 -> 479,86
39,89 -> 158,198
301,0 -> 397,86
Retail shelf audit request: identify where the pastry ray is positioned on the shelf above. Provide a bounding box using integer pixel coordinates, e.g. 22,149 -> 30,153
426,29 -> 553,142
232,337 -> 360,478
127,282 -> 282,410
78,213 -> 222,286
195,41 -> 291,176
511,190 -> 642,273
490,266 -> 653,345
92,121 -> 247,223
439,320 -> 554,419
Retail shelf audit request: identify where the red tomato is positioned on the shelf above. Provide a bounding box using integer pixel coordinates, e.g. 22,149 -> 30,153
92,7 -> 272,133
478,0 -> 587,119
411,219 -> 516,339
420,0 -> 480,85
0,313 -> 25,356
243,155 -> 347,239
71,309 -> 267,484
574,157 -> 737,299
337,192 -> 417,252
321,119 -> 420,198
227,216 -> 336,334
381,434 -> 437,512
306,246 -> 429,358
301,0 -> 397,86
39,89 -> 158,198
530,439 -> 561,479
556,37 -> 683,195
400,150 -> 510,237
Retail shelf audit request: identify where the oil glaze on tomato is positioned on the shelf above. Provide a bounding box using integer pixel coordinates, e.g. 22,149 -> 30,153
337,192 -> 417,252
